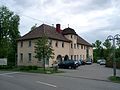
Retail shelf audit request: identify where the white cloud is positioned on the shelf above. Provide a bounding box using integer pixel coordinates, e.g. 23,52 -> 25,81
0,0 -> 120,43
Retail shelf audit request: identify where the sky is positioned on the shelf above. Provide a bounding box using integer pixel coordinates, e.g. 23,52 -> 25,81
0,0 -> 120,44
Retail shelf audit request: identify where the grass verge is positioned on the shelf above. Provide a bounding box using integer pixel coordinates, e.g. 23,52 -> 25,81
0,66 -> 64,74
108,76 -> 120,83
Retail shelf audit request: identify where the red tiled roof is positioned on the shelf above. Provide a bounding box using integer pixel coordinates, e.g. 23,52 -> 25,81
18,24 -> 92,46
18,24 -> 71,42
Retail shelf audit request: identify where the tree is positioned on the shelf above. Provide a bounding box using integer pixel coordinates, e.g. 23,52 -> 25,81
34,36 -> 54,72
31,24 -> 37,30
0,6 -> 20,65
92,40 -> 102,62
103,39 -> 112,60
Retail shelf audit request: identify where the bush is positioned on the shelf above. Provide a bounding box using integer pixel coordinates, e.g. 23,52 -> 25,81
0,65 -> 13,69
32,66 -> 38,70
18,66 -> 38,71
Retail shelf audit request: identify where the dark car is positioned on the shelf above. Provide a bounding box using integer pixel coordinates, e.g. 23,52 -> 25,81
79,60 -> 86,65
58,60 -> 78,69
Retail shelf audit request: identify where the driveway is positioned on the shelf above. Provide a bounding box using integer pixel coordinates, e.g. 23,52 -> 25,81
56,63 -> 120,81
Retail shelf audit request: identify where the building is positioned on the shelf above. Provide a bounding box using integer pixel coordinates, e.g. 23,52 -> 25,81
17,24 -> 93,67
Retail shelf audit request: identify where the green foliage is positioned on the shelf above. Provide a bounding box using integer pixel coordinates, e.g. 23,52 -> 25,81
31,24 -> 37,30
93,40 -> 102,62
0,6 -> 20,65
109,76 -> 120,83
34,36 -> 54,69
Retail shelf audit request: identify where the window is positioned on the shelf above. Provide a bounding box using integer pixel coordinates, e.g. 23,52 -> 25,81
20,53 -> 23,62
74,55 -> 76,60
84,46 -> 86,50
74,44 -> 76,49
81,45 -> 83,49
71,35 -> 73,38
62,42 -> 64,48
21,41 -> 23,47
71,55 -> 73,60
71,43 -> 73,48
49,40 -> 52,46
77,55 -> 79,60
77,44 -> 79,49
74,35 -> 76,39
28,53 -> 32,61
55,41 -> 58,47
80,55 -> 82,59
29,40 -> 31,47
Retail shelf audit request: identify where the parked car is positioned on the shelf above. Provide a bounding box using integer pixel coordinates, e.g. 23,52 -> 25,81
99,59 -> 106,65
97,59 -> 102,64
74,60 -> 81,66
58,60 -> 78,69
79,60 -> 86,65
86,59 -> 92,65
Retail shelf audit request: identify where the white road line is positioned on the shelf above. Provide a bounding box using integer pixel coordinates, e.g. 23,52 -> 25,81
36,81 -> 57,88
0,72 -> 20,77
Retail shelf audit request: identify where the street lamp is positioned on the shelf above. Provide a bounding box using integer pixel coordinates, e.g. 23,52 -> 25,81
107,34 -> 120,77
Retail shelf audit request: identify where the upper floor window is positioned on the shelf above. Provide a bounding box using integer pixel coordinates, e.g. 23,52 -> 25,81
81,45 -> 83,49
28,53 -> 32,61
77,44 -> 79,49
21,41 -> 23,47
74,35 -> 77,39
74,44 -> 76,49
84,46 -> 86,50
49,40 -> 52,46
55,41 -> 58,47
62,42 -> 64,48
71,35 -> 73,38
29,40 -> 31,47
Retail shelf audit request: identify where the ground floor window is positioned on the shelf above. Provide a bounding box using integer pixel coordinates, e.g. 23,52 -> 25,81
28,53 -> 32,61
20,53 -> 23,62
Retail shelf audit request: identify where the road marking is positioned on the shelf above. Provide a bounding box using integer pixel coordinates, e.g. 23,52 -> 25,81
36,81 -> 57,88
0,72 -> 20,77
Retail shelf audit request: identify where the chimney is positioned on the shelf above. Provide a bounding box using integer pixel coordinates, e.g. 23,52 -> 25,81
56,24 -> 61,33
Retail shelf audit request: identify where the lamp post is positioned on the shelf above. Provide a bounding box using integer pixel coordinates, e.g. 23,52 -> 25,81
107,34 -> 120,76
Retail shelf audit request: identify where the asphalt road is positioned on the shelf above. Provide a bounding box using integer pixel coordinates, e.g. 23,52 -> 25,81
0,70 -> 120,90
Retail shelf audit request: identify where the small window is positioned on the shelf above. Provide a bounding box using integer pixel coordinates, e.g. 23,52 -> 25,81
74,44 -> 76,49
77,55 -> 79,60
28,53 -> 32,61
74,55 -> 76,60
21,41 -> 23,47
71,35 -> 73,38
55,41 -> 58,47
29,41 -> 31,47
49,40 -> 52,46
77,44 -> 79,49
81,45 -> 83,49
20,53 -> 23,62
71,55 -> 73,60
71,43 -> 73,48
74,35 -> 76,39
62,42 -> 64,48
84,46 -> 86,50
